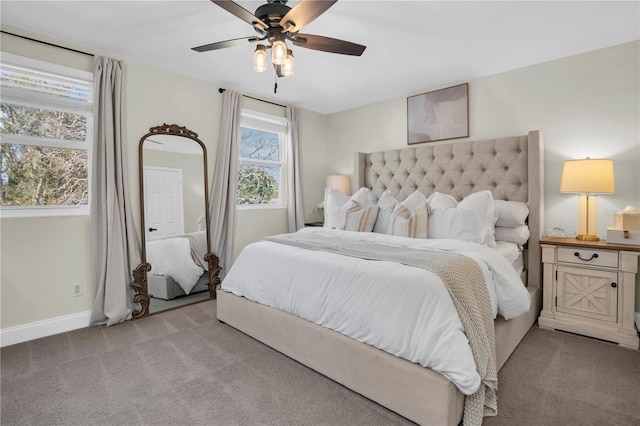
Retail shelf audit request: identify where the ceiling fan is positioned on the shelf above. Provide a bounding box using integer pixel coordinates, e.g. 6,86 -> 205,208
192,0 -> 366,78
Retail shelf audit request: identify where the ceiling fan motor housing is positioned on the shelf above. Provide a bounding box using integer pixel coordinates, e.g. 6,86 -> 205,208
254,3 -> 293,38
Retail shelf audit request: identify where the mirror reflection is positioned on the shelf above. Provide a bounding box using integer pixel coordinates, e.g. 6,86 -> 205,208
131,124 -> 219,318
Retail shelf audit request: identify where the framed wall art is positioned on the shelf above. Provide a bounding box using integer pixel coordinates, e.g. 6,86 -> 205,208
407,83 -> 469,144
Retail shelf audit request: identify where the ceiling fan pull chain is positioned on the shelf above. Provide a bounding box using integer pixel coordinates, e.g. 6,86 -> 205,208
274,76 -> 278,94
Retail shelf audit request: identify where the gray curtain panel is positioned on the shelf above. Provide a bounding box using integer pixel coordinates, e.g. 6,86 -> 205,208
90,57 -> 141,326
286,106 -> 305,232
209,89 -> 242,275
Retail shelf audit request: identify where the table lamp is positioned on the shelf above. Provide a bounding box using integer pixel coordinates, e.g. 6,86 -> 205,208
560,158 -> 615,241
325,175 -> 351,195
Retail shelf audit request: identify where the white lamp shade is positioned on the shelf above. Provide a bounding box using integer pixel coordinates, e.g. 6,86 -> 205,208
326,175 -> 351,195
560,158 -> 615,194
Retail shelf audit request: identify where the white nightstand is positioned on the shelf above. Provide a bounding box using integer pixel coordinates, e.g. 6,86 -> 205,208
538,237 -> 640,349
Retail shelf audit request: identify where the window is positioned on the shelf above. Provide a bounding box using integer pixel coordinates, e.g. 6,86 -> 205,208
237,109 -> 287,208
0,53 -> 93,218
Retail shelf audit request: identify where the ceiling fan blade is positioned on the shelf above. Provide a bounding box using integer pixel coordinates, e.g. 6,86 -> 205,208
192,36 -> 260,53
292,34 -> 366,56
211,0 -> 268,31
280,0 -> 337,33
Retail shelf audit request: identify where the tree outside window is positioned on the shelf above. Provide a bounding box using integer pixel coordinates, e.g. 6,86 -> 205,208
0,54 -> 93,217
236,111 -> 286,207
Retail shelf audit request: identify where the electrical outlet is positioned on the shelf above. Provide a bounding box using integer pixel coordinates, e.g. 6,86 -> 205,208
72,282 -> 82,297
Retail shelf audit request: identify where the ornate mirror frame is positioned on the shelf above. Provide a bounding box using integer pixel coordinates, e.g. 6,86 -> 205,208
131,124 -> 221,319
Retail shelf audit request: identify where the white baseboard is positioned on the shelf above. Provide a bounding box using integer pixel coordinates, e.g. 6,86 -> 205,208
0,310 -> 92,348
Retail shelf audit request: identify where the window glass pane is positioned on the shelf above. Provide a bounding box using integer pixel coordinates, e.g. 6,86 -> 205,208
1,143 -> 88,206
236,163 -> 280,205
0,103 -> 87,142
239,127 -> 280,161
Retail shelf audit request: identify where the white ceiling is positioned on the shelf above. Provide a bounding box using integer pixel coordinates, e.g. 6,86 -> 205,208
1,1 -> 638,114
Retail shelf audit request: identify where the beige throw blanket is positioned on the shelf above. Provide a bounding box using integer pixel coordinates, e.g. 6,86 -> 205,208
265,232 -> 498,425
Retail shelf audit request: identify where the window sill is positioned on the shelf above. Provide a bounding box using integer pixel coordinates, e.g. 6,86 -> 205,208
0,206 -> 89,219
236,204 -> 287,211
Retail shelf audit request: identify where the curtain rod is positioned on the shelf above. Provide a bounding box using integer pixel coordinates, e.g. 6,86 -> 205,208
218,88 -> 287,109
1,30 -> 94,57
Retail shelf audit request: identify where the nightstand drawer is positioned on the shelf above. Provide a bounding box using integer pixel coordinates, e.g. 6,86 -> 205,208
557,247 -> 618,268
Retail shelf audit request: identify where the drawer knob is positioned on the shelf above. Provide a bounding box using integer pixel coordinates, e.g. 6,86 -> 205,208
574,251 -> 599,262
611,282 -> 617,288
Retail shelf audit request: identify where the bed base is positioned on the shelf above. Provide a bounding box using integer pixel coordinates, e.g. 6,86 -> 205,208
217,286 -> 540,425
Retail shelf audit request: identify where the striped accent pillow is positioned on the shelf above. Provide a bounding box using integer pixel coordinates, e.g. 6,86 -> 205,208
387,202 -> 430,238
343,202 -> 380,232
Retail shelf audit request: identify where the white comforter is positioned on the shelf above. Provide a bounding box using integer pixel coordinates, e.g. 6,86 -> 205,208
146,237 -> 204,294
221,228 -> 530,395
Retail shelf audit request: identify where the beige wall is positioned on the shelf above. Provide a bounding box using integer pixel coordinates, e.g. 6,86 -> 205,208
2,29 -> 638,331
325,41 -> 640,310
0,29 -> 328,330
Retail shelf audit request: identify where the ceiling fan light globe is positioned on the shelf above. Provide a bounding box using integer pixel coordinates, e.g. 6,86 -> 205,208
282,49 -> 294,77
271,40 -> 287,65
253,45 -> 268,72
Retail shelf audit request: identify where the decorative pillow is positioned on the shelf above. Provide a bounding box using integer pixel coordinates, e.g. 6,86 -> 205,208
427,192 -> 458,210
495,225 -> 530,245
344,203 -> 380,232
428,190 -> 497,247
401,190 -> 428,211
387,201 -> 430,239
324,187 -> 377,229
373,190 -> 398,234
494,200 -> 530,227
457,190 -> 497,228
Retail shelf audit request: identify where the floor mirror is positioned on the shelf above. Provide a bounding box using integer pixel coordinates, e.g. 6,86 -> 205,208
131,124 -> 221,319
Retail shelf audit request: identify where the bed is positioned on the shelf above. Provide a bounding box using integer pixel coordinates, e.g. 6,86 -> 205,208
146,231 -> 210,300
217,130 -> 544,425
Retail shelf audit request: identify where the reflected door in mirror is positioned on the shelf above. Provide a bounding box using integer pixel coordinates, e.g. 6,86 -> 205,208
144,166 -> 184,241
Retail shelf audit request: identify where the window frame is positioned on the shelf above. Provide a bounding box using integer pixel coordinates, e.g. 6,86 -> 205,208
0,53 -> 94,219
236,109 -> 288,210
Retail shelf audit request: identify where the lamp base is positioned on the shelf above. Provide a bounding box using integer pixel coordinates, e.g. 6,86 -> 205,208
576,233 -> 600,241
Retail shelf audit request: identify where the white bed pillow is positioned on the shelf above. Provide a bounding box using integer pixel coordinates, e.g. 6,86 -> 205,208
427,192 -> 458,209
324,188 -> 350,229
401,190 -> 428,211
494,200 -> 529,227
344,203 -> 379,232
373,190 -> 398,234
324,187 -> 377,229
495,225 -> 530,245
458,190 -> 497,228
387,202 -> 429,238
428,208 -> 496,246
428,190 -> 497,247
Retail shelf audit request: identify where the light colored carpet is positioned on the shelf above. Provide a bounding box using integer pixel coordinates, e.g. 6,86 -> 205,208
1,300 -> 639,425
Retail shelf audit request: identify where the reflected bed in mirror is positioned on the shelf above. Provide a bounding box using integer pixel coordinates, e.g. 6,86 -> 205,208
131,124 -> 221,318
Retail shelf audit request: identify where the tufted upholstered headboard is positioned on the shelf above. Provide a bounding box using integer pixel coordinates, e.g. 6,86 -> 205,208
354,130 -> 544,288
